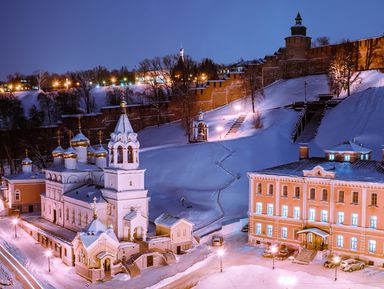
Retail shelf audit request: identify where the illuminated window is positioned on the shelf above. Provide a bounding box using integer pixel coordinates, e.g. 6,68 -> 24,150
350,237 -> 357,250
281,227 -> 288,239
293,207 -> 300,219
337,235 -> 344,248
337,212 -> 344,224
370,216 -> 377,229
267,225 -> 273,237
329,154 -> 335,160
256,202 -> 262,214
351,213 -> 358,226
321,210 -> 328,222
368,240 -> 376,253
344,155 -> 350,161
267,204 -> 274,216
308,208 -> 315,221
255,223 -> 262,235
281,205 -> 288,218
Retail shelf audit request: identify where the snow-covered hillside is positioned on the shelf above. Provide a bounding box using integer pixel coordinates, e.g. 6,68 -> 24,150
316,86 -> 384,160
139,74 -> 330,233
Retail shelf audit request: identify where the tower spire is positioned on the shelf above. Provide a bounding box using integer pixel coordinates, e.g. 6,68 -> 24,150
120,99 -> 127,115
57,130 -> 61,146
77,116 -> 82,132
92,197 -> 98,220
97,130 -> 103,145
295,12 -> 302,25
25,149 -> 29,158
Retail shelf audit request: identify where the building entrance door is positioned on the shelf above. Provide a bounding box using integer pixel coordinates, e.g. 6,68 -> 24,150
28,205 -> 33,213
147,255 -> 153,267
104,258 -> 111,273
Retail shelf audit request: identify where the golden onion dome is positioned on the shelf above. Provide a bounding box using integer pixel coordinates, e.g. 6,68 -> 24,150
63,147 -> 78,159
70,132 -> 90,147
52,146 -> 65,158
94,145 -> 108,158
21,157 -> 33,165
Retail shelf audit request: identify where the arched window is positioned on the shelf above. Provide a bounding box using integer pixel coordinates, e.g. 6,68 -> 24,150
110,148 -> 114,163
117,146 -> 123,164
128,146 -> 134,163
322,189 -> 328,201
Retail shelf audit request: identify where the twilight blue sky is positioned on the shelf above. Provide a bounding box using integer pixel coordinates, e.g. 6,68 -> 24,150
0,0 -> 383,80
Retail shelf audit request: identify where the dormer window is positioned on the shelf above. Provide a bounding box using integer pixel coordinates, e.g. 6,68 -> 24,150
329,154 -> 335,161
344,155 -> 350,162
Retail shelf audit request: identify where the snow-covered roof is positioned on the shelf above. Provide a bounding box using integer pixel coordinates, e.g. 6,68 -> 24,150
155,213 -> 194,228
80,219 -> 118,249
325,141 -> 371,154
45,161 -> 102,173
5,171 -> 44,181
124,210 -> 138,221
297,228 -> 329,238
64,184 -> 105,203
114,107 -> 134,135
253,157 -> 384,183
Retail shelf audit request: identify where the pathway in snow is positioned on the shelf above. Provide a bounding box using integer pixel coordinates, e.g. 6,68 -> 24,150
194,141 -> 240,234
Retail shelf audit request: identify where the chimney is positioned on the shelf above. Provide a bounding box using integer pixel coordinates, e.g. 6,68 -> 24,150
299,143 -> 309,160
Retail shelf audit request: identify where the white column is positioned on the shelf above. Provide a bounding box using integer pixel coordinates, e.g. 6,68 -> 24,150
329,181 -> 335,224
302,180 -> 308,220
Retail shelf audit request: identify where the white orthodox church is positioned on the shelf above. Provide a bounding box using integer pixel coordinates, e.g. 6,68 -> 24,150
20,101 -> 194,282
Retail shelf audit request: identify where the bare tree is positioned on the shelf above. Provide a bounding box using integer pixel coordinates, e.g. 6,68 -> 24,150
242,64 -> 263,113
329,41 -> 359,96
71,71 -> 95,114
138,55 -> 178,126
33,70 -> 49,91
312,36 -> 330,47
364,38 -> 379,70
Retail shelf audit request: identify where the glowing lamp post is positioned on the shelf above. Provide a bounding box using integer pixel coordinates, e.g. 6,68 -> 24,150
271,245 -> 278,270
217,248 -> 225,272
45,250 -> 52,273
333,256 -> 341,281
12,218 -> 18,238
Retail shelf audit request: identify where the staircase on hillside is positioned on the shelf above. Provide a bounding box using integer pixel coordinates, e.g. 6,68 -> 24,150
296,107 -> 326,143
293,248 -> 317,265
225,114 -> 247,137
291,94 -> 340,143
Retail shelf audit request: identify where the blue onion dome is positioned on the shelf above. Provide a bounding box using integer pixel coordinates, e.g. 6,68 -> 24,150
87,146 -> 96,157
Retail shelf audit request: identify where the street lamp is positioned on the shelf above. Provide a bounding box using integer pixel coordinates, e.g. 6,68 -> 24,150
217,248 -> 225,272
11,218 -> 18,238
45,250 -> 52,273
333,256 -> 341,281
270,245 -> 278,270
216,126 -> 224,140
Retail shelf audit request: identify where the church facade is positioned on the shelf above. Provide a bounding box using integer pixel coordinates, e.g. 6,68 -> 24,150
17,101 -> 194,282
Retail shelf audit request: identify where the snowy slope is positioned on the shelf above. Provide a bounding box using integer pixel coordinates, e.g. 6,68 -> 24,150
315,86 -> 384,160
140,74 -> 329,231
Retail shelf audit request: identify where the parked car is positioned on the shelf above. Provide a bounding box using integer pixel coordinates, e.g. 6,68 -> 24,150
276,247 -> 296,260
212,235 -> 224,247
241,224 -> 249,232
340,259 -> 365,272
